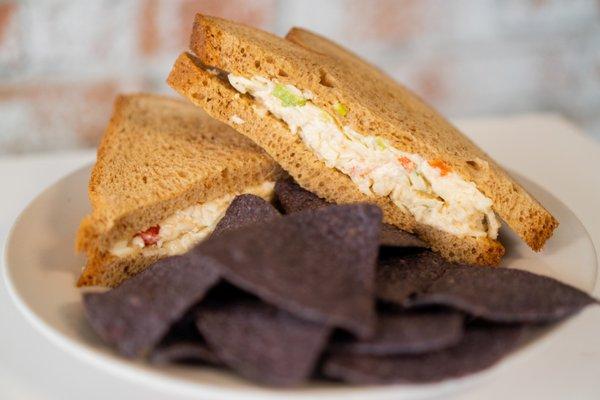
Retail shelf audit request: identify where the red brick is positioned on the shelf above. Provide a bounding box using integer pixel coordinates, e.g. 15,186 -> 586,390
0,2 -> 17,45
413,66 -> 447,104
0,81 -> 122,152
0,0 -> 19,68
344,0 -> 428,42
139,0 -> 160,56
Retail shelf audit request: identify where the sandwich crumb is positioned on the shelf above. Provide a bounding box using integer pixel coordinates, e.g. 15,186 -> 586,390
252,104 -> 268,118
230,115 -> 245,125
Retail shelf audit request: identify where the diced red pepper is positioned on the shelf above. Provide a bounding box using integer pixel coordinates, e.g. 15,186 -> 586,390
138,225 -> 160,246
429,159 -> 452,176
398,156 -> 415,171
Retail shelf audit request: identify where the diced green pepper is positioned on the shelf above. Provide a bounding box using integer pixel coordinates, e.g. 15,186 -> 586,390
333,102 -> 348,117
272,84 -> 307,107
375,136 -> 387,150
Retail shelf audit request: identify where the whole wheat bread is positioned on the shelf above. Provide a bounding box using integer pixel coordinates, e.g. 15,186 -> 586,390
76,94 -> 282,287
167,15 -> 557,265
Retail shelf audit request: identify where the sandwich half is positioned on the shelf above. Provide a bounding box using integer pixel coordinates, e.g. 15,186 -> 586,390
76,94 -> 282,287
167,15 -> 558,266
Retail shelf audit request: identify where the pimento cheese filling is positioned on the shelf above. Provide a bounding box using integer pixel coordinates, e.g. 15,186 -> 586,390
227,74 -> 500,238
109,181 -> 275,258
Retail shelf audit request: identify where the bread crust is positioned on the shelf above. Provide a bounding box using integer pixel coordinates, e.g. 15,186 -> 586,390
76,93 -> 282,286
77,247 -> 160,287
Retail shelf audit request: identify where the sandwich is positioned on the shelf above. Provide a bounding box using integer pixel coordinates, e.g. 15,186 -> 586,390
167,15 -> 558,266
76,94 -> 282,287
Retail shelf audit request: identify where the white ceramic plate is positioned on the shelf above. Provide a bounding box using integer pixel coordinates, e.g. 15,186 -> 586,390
3,165 -> 597,400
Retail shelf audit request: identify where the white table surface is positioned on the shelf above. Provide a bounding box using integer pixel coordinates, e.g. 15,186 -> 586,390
1,113 -> 599,399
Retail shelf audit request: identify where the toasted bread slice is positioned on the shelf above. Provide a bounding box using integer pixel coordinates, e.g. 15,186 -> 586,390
167,15 -> 557,265
76,94 -> 282,287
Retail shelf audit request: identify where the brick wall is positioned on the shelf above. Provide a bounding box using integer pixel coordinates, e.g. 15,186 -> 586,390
0,0 -> 599,154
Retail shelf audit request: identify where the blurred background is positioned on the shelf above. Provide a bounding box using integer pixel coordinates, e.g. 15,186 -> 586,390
0,0 -> 599,155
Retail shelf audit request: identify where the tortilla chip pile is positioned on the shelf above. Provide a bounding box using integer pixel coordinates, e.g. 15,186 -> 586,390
83,179 -> 596,387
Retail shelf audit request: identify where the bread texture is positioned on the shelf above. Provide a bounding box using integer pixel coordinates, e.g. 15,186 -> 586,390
167,15 -> 557,264
76,93 -> 282,287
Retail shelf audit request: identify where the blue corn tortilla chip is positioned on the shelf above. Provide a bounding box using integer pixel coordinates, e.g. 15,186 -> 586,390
330,310 -> 464,356
274,177 -> 329,213
409,265 -> 597,323
83,255 -> 220,357
379,224 -> 427,248
377,250 -> 596,323
197,299 -> 331,386
149,306 -> 221,365
150,341 -> 221,366
275,178 -> 424,248
376,250 -> 449,306
211,194 -> 280,237
192,204 -> 381,338
148,197 -> 280,363
322,325 -> 526,384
